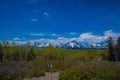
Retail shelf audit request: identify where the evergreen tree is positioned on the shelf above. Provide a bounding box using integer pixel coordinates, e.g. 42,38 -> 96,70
113,43 -> 118,61
116,36 -> 120,61
107,37 -> 115,61
0,43 -> 3,62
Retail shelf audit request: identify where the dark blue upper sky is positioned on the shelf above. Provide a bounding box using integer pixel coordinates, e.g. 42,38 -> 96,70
0,0 -> 120,40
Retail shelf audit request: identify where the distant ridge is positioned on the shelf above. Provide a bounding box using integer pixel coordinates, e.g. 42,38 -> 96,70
28,38 -> 108,49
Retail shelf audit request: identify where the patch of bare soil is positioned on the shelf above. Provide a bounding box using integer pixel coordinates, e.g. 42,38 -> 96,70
25,72 -> 59,80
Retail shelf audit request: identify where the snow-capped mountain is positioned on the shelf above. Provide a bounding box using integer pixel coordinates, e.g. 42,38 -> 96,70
29,37 -> 108,49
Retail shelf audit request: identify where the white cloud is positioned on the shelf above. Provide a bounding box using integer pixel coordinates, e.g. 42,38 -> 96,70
70,32 -> 76,35
79,32 -> 93,39
13,38 -> 21,41
43,12 -> 50,18
13,38 -> 26,41
51,33 -> 59,37
78,32 -> 104,43
104,30 -> 120,39
30,33 -> 46,36
77,30 -> 120,43
57,37 -> 65,39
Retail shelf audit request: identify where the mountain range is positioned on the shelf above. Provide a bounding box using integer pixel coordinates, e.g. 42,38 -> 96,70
28,37 -> 108,49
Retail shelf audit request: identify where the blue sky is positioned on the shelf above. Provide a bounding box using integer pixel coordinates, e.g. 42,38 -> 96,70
0,0 -> 120,41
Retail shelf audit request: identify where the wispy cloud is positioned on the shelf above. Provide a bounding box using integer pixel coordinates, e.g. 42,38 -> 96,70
70,32 -> 77,35
51,33 -> 59,37
104,30 -> 120,39
77,30 -> 120,43
43,12 -> 50,18
30,33 -> 46,36
13,37 -> 26,41
78,32 -> 105,43
13,37 -> 21,41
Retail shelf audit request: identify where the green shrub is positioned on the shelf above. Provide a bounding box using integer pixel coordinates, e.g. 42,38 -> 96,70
59,61 -> 120,80
0,61 -> 45,80
30,61 -> 45,77
0,61 -> 32,80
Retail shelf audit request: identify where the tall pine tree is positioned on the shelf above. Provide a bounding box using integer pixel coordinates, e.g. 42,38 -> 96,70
0,43 -> 3,62
116,36 -> 120,61
107,37 -> 115,61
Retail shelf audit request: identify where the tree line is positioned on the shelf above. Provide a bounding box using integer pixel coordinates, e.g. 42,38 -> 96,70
0,41 -> 36,62
0,36 -> 120,63
0,41 -> 64,63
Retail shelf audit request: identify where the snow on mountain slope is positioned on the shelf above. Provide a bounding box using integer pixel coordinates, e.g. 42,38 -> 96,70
29,37 -> 108,49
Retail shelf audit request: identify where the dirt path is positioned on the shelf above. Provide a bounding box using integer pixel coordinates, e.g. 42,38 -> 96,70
25,72 -> 59,80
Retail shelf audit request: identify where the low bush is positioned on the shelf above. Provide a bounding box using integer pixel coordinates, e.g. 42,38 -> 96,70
59,61 -> 120,80
0,61 -> 45,80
